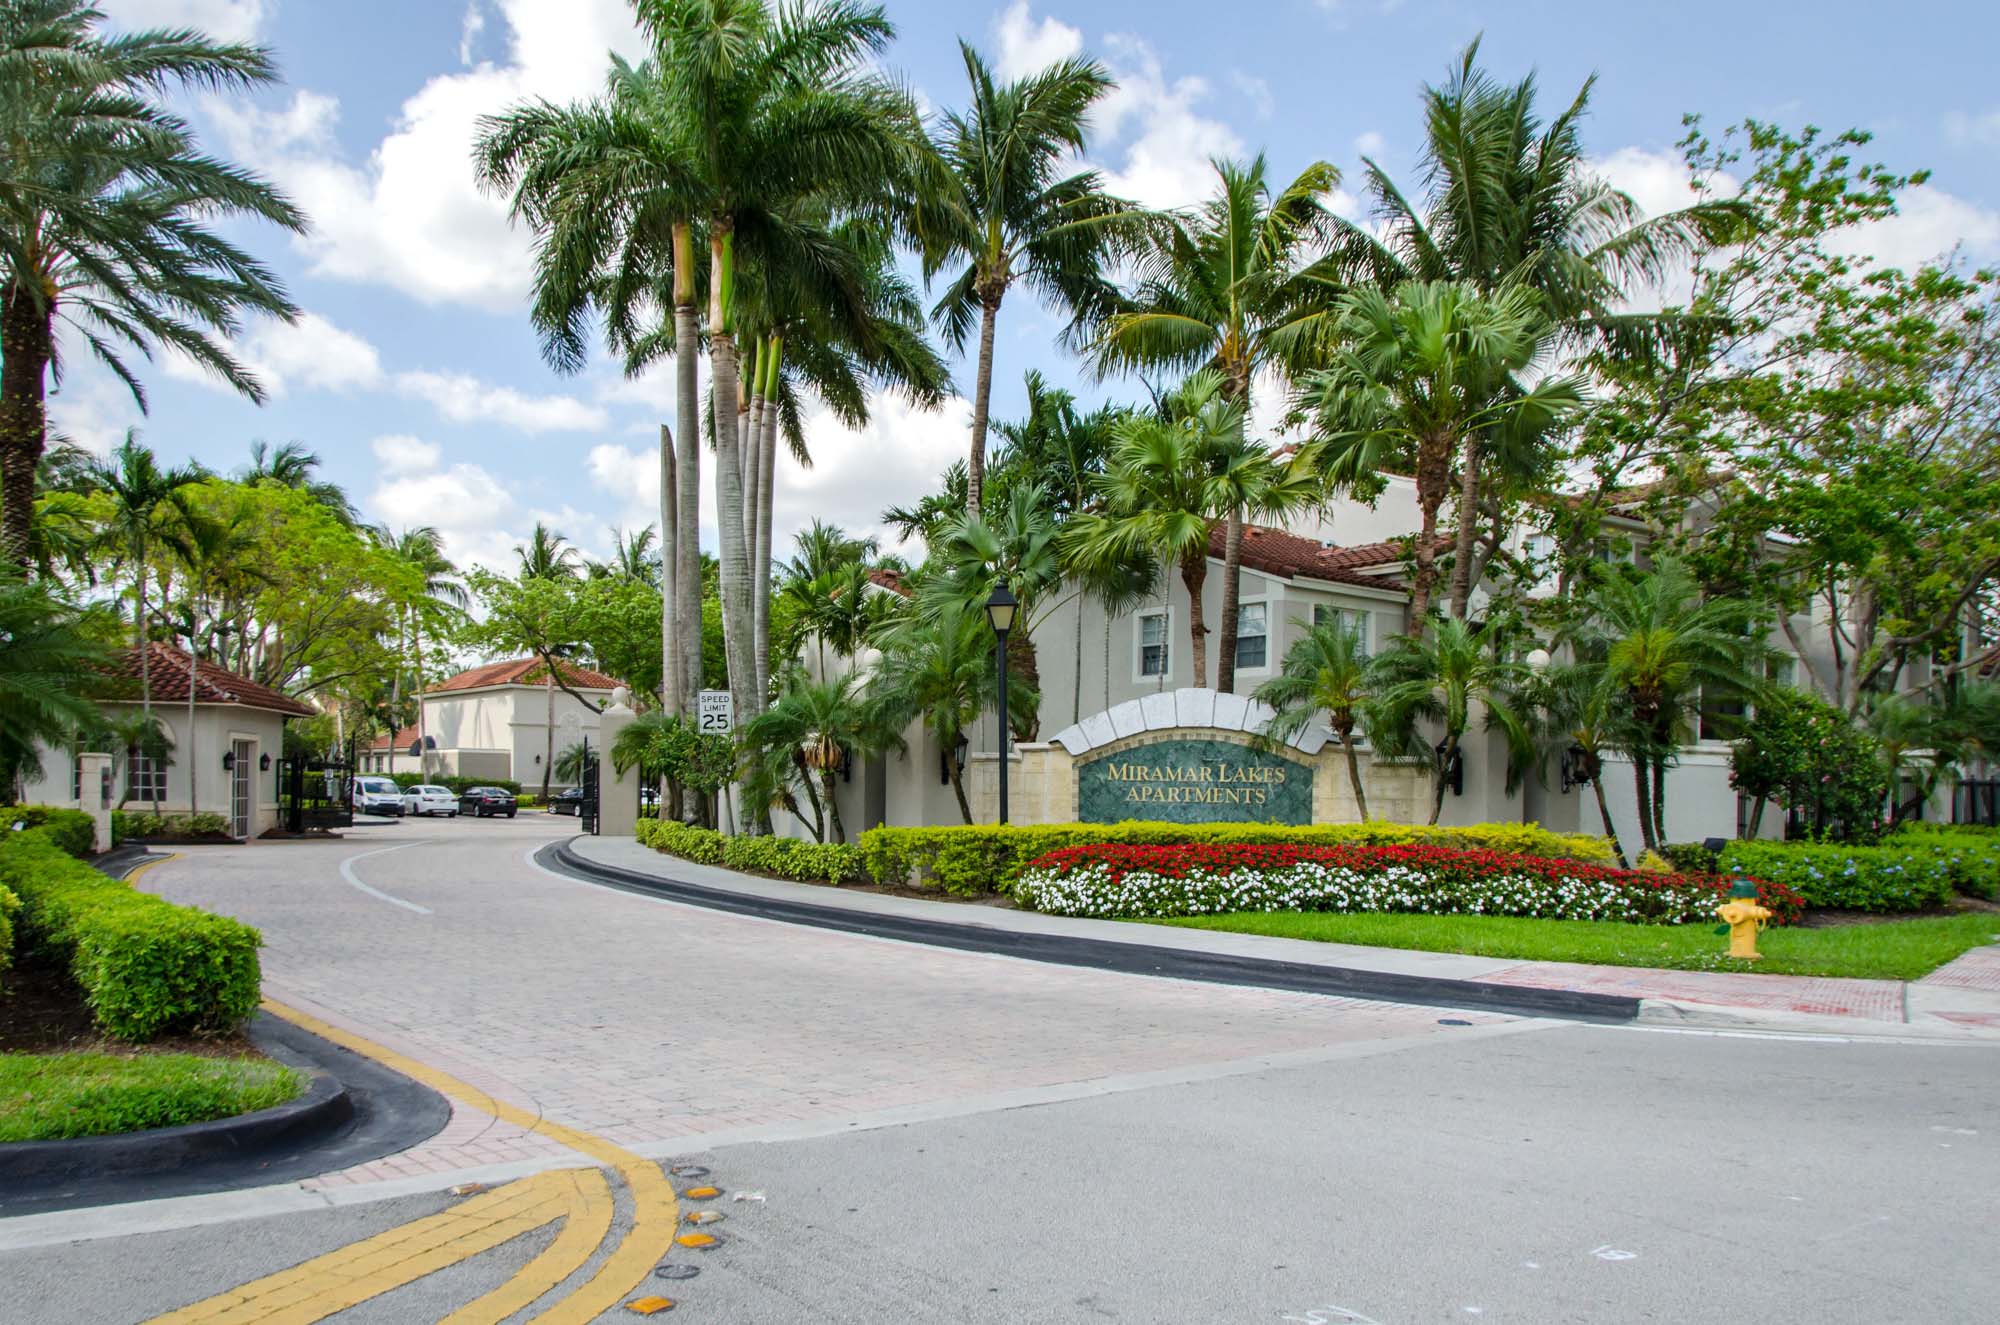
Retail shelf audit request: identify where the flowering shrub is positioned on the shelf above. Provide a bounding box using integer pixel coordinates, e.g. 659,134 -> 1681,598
1015,842 -> 1805,926
1722,839 -> 1958,911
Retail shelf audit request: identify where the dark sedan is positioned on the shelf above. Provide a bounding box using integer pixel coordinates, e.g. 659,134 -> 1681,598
549,787 -> 585,816
459,786 -> 518,818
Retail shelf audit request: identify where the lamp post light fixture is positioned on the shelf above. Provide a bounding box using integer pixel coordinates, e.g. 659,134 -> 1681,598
984,581 -> 1018,825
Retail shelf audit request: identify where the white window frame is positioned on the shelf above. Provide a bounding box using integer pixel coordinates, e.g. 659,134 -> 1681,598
1313,603 -> 1374,656
127,747 -> 167,805
1232,598 -> 1272,676
1134,606 -> 1174,684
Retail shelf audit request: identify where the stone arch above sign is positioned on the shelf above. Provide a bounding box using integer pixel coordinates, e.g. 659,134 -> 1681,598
1048,687 -> 1332,758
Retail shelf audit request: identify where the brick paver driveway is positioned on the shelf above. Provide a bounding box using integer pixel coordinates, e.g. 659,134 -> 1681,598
139,814 -> 1502,1186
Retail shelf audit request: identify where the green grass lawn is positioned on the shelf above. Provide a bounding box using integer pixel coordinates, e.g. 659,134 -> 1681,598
0,1052 -> 306,1143
1143,911 -> 2000,981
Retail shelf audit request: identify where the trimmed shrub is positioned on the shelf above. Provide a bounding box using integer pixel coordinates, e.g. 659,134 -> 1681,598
1719,839 -> 1957,912
112,811 -> 231,844
6,805 -> 96,858
0,880 -> 18,993
1016,842 -> 1805,926
1884,825 -> 2000,901
636,817 -> 865,885
0,830 -> 263,1041
859,820 -> 1617,897
386,774 -> 522,796
1660,841 -> 1722,875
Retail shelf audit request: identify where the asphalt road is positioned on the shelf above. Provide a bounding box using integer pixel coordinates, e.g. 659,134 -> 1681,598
3,813 -> 1994,1323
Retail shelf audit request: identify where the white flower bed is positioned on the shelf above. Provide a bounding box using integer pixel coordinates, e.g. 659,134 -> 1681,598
1015,859 -> 1722,924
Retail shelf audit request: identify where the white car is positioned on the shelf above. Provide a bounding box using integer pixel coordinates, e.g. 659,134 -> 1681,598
352,776 -> 405,817
400,784 -> 459,818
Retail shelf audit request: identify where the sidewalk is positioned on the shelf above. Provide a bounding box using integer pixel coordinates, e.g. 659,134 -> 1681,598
560,835 -> 2000,1042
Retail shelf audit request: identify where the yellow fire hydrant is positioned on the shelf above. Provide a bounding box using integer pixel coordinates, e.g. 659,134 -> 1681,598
1715,875 -> 1771,960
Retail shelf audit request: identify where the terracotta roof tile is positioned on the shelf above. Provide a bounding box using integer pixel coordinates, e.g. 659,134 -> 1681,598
866,567 -> 914,598
95,643 -> 317,717
1210,524 -> 1434,591
429,657 -> 624,694
368,724 -> 420,752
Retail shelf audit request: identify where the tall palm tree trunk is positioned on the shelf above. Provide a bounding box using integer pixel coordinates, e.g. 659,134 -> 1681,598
1216,508 -> 1244,693
708,233 -> 759,740
1447,437 -> 1483,620
135,559 -> 153,720
945,747 -> 973,824
821,767 -> 845,845
659,423 -> 680,716
542,672 -> 555,801
1632,757 -> 1658,853
1180,550 -> 1210,689
0,285 -> 53,568
672,226 -> 702,718
1072,591 -> 1087,725
1651,756 -> 1668,847
1409,435 -> 1451,629
753,338 -> 781,701
1429,731 -> 1456,825
965,291 -> 1002,514
1591,772 -> 1628,867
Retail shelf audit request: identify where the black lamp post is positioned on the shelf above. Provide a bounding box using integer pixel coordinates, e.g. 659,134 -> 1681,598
984,581 -> 1018,825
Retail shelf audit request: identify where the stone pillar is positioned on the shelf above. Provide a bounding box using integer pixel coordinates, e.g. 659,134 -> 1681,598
596,690 -> 641,838
77,752 -> 113,853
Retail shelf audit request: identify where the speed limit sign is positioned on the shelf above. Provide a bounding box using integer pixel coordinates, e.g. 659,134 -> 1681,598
697,690 -> 734,734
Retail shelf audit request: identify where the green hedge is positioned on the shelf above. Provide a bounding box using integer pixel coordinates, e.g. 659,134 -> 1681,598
0,879 -> 18,994
635,817 -> 866,885
1884,825 -> 2000,901
112,811 -> 231,843
0,830 -> 263,1041
385,774 -> 522,795
1719,839 -> 1958,913
6,805 -> 96,858
859,821 -> 1617,898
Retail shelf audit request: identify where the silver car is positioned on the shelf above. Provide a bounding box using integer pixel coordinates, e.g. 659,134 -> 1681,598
400,784 -> 459,817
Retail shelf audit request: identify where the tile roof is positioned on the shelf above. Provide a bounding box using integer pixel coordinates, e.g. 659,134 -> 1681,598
429,657 -> 624,694
866,567 -> 914,598
368,724 -> 420,752
1211,523 -> 1435,591
96,643 -> 317,717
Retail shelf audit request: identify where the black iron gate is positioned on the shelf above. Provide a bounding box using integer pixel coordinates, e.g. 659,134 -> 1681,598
1957,779 -> 1999,827
578,737 -> 600,835
279,744 -> 354,833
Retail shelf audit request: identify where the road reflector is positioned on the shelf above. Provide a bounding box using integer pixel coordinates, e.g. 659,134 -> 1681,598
676,1233 -> 720,1249
625,1296 -> 676,1314
685,1210 -> 724,1225
448,1182 -> 487,1196
655,1264 -> 701,1281
669,1165 -> 710,1178
682,1185 -> 722,1199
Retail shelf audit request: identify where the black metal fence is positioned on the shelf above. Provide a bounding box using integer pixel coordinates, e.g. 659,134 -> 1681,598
579,743 -> 600,835
279,745 -> 354,833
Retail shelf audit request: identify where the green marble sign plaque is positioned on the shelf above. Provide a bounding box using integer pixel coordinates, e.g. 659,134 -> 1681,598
1077,736 -> 1313,825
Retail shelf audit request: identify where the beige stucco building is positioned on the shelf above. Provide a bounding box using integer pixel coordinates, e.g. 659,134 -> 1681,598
360,657 -> 622,789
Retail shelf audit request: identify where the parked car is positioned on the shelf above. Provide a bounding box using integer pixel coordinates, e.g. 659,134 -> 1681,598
401,784 -> 459,818
459,786 -> 518,819
549,787 -> 585,816
352,776 -> 405,817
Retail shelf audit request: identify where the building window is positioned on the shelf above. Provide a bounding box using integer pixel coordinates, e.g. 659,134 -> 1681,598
1235,602 -> 1268,670
127,747 -> 167,804
1767,656 -> 1797,690
1312,604 -> 1373,655
1524,533 -> 1557,586
1699,689 -> 1747,743
1138,611 -> 1170,679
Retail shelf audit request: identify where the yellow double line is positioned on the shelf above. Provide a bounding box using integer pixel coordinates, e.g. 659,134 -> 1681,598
150,1001 -> 683,1324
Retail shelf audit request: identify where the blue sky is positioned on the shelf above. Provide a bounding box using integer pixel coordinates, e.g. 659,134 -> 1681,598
72,0 -> 2000,572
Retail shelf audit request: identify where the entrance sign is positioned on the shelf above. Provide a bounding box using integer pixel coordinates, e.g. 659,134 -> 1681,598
697,690 -> 734,735
1077,736 -> 1312,825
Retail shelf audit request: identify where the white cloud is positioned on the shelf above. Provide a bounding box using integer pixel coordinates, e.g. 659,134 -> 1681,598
244,313 -> 385,394
1230,72 -> 1274,121
208,0 -> 648,311
101,0 -> 269,43
459,1 -> 488,66
395,370 -> 610,433
1944,108 -> 2000,146
1094,33 -> 1243,209
1354,130 -> 1386,159
46,370 -> 144,458
991,0 -> 1083,80
371,435 -> 443,475
1834,184 -> 2000,271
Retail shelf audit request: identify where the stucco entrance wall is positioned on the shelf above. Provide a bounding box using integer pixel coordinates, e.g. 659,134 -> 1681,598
962,688 -> 1432,828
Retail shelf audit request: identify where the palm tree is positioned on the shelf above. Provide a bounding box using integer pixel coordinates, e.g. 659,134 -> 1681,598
1061,372 -> 1240,688
1563,558 -> 1764,852
553,740 -> 595,788
240,441 -> 357,526
869,603 -> 1034,824
1090,155 -> 1342,691
374,525 -> 464,780
929,482 -> 1064,737
739,670 -> 882,843
1532,661 -> 1631,865
919,42 -> 1129,513
90,433 -> 203,722
0,0 -> 305,564
515,522 -> 581,799
1372,615 -> 1536,824
0,568 -> 106,799
1298,280 -> 1582,627
1253,616 -> 1378,820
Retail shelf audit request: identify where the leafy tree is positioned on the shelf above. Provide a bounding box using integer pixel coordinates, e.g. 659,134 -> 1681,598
0,568 -> 106,798
1732,688 -> 1890,842
0,0 -> 304,563
240,442 -> 357,527
1371,615 -> 1535,824
739,670 -> 882,843
1565,558 -> 1765,852
1529,661 -> 1632,866
553,740 -> 596,788
610,710 -> 732,828
1299,280 -> 1582,627
1253,616 -> 1378,820
919,41 -> 1127,512
461,566 -> 601,801
88,433 -> 202,720
868,602 -> 1035,824
928,482 -> 1065,737
1091,154 -> 1343,692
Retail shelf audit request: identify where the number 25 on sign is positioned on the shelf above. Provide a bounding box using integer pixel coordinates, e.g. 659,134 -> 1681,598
698,690 -> 734,734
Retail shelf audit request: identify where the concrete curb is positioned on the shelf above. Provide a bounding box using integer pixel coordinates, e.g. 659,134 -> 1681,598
0,1068 -> 351,1189
543,840 -> 1641,1023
